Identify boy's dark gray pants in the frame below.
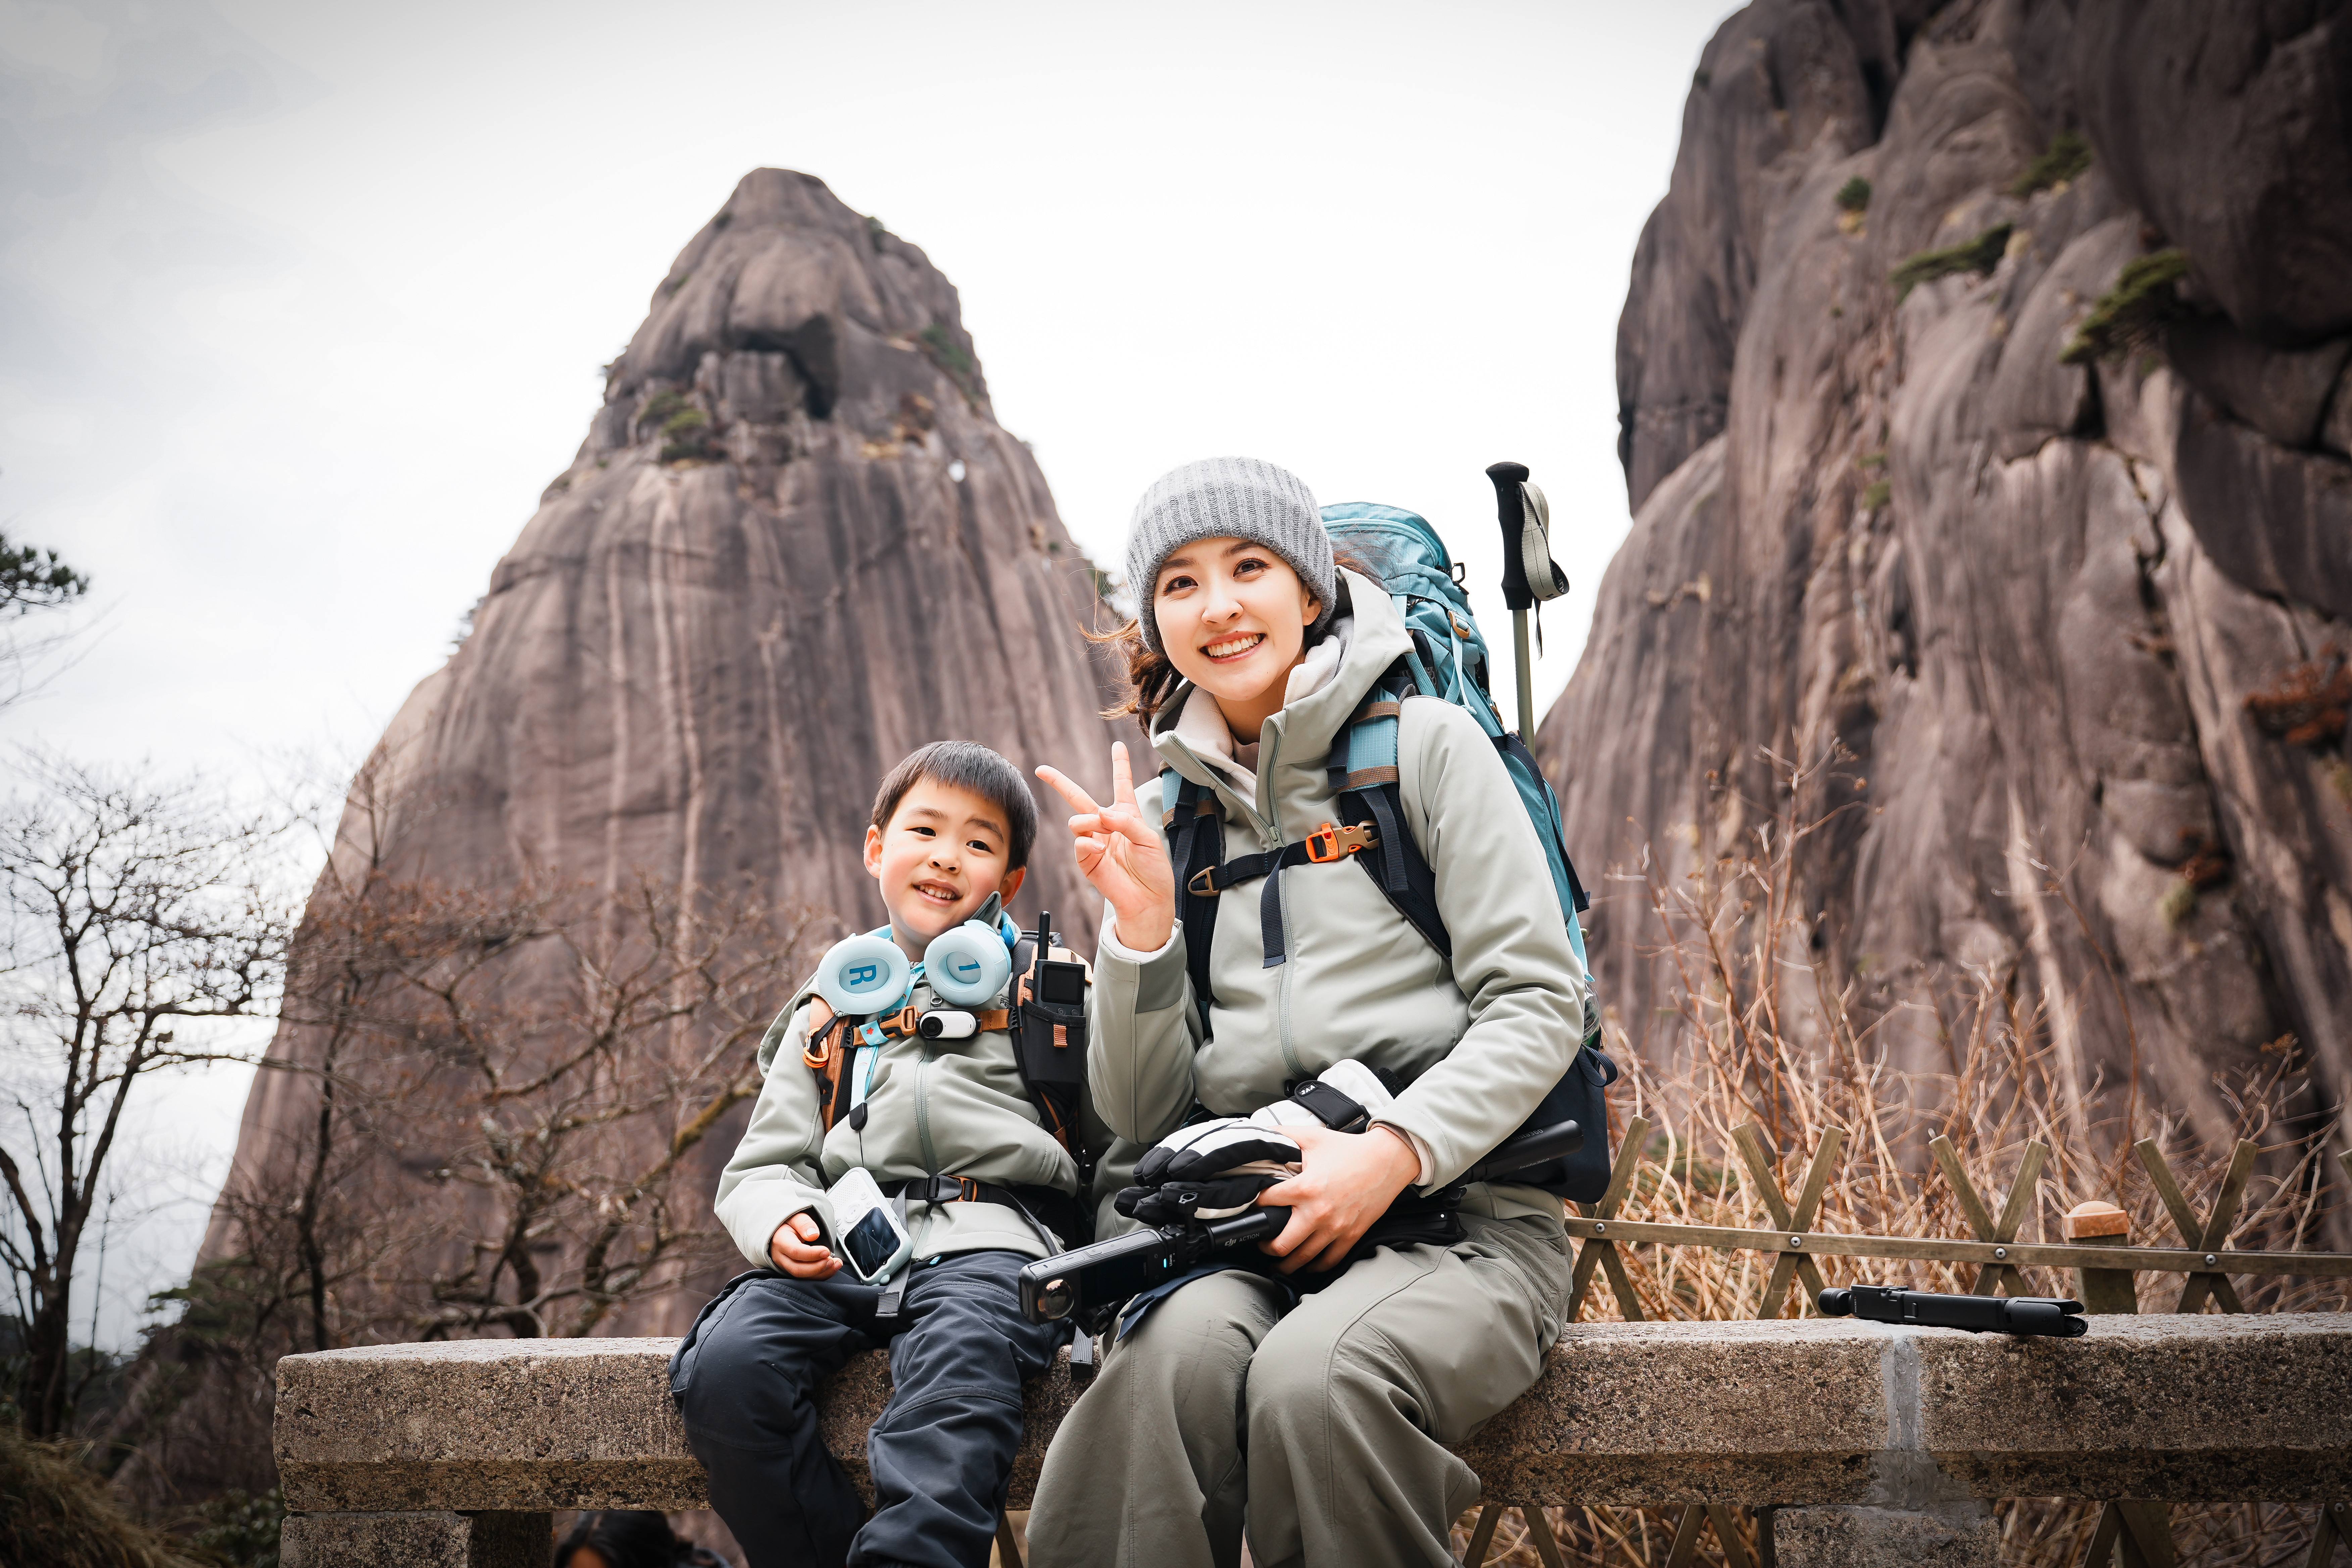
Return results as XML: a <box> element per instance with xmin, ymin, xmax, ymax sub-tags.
<box><xmin>669</xmin><ymin>1252</ymin><xmax>1065</xmax><ymax>1568</ymax></box>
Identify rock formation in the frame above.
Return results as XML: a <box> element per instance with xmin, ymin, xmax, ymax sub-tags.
<box><xmin>204</xmin><ymin>167</ymin><xmax>1123</xmax><ymax>1334</ymax></box>
<box><xmin>1546</xmin><ymin>0</ymin><xmax>2352</xmax><ymax>1154</ymax></box>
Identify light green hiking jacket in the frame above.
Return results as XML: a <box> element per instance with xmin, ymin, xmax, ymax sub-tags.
<box><xmin>714</xmin><ymin>968</ymin><xmax>1100</xmax><ymax>1270</ymax></box>
<box><xmin>1091</xmin><ymin>569</ymin><xmax>1589</xmax><ymax>1219</ymax></box>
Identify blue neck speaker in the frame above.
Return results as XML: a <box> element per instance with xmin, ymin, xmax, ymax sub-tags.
<box><xmin>813</xmin><ymin>932</ymin><xmax>913</xmax><ymax>1017</ymax></box>
<box><xmin>923</xmin><ymin>919</ymin><xmax>1016</xmax><ymax>1006</ymax></box>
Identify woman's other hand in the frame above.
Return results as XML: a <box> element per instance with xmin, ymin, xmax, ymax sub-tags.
<box><xmin>1258</xmin><ymin>1122</ymin><xmax>1421</xmax><ymax>1274</ymax></box>
<box><xmin>1037</xmin><ymin>743</ymin><xmax>1176</xmax><ymax>950</ymax></box>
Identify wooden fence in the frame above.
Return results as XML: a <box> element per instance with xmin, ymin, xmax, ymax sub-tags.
<box><xmin>1461</xmin><ymin>1117</ymin><xmax>2352</xmax><ymax>1568</ymax></box>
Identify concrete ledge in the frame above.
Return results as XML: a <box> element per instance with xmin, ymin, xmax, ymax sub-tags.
<box><xmin>275</xmin><ymin>1312</ymin><xmax>2352</xmax><ymax>1515</ymax></box>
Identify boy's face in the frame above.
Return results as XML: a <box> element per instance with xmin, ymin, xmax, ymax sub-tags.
<box><xmin>864</xmin><ymin>778</ymin><xmax>1028</xmax><ymax>951</ymax></box>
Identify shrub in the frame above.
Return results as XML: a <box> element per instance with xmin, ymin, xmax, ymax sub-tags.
<box><xmin>2008</xmin><ymin>130</ymin><xmax>2094</xmax><ymax>197</ymax></box>
<box><xmin>1889</xmin><ymin>223</ymin><xmax>2014</xmax><ymax>301</ymax></box>
<box><xmin>1834</xmin><ymin>177</ymin><xmax>1871</xmax><ymax>214</ymax></box>
<box><xmin>188</xmin><ymin>1488</ymin><xmax>284</xmax><ymax>1568</ymax></box>
<box><xmin>2243</xmin><ymin>643</ymin><xmax>2350</xmax><ymax>750</ymax></box>
<box><xmin>2059</xmin><ymin>250</ymin><xmax>2191</xmax><ymax>364</ymax></box>
<box><xmin>0</xmin><ymin>1424</ymin><xmax>204</xmax><ymax>1568</ymax></box>
<box><xmin>639</xmin><ymin>389</ymin><xmax>689</xmax><ymax>432</ymax></box>
<box><xmin>1447</xmin><ymin>737</ymin><xmax>2346</xmax><ymax>1565</ymax></box>
<box><xmin>866</xmin><ymin>215</ymin><xmax>888</xmax><ymax>252</ymax></box>
<box><xmin>918</xmin><ymin>323</ymin><xmax>983</xmax><ymax>406</ymax></box>
<box><xmin>658</xmin><ymin>406</ymin><xmax>714</xmax><ymax>464</ymax></box>
<box><xmin>1861</xmin><ymin>479</ymin><xmax>1891</xmax><ymax>512</ymax></box>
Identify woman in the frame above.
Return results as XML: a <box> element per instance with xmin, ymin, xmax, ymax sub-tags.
<box><xmin>1028</xmin><ymin>456</ymin><xmax>1587</xmax><ymax>1568</ymax></box>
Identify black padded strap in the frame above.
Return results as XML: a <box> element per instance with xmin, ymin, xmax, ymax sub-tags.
<box><xmin>1260</xmin><ymin>863</ymin><xmax>1286</xmax><ymax>969</ymax></box>
<box><xmin>1331</xmin><ymin>777</ymin><xmax>1449</xmax><ymax>959</ymax></box>
<box><xmin>1165</xmin><ymin>775</ymin><xmax>1226</xmax><ymax>1028</ymax></box>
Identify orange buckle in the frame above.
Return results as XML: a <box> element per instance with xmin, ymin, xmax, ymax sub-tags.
<box><xmin>1187</xmin><ymin>866</ymin><xmax>1221</xmax><ymax>897</ymax></box>
<box><xmin>952</xmin><ymin>1176</ymin><xmax>982</xmax><ymax>1203</ymax></box>
<box><xmin>1305</xmin><ymin>821</ymin><xmax>1379</xmax><ymax>864</ymax></box>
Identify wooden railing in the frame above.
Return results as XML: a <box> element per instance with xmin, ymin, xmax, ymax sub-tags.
<box><xmin>1457</xmin><ymin>1116</ymin><xmax>2352</xmax><ymax>1567</ymax></box>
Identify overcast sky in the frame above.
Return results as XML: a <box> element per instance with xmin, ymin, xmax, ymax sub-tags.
<box><xmin>1</xmin><ymin>0</ymin><xmax>1737</xmax><ymax>1345</ymax></box>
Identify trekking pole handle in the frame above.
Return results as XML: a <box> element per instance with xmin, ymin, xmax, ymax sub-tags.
<box><xmin>1486</xmin><ymin>461</ymin><xmax>1534</xmax><ymax>611</ymax></box>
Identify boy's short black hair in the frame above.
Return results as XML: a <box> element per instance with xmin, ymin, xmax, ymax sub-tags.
<box><xmin>870</xmin><ymin>741</ymin><xmax>1038</xmax><ymax>871</ymax></box>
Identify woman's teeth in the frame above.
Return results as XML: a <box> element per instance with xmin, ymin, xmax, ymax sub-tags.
<box><xmin>1204</xmin><ymin>633</ymin><xmax>1264</xmax><ymax>660</ymax></box>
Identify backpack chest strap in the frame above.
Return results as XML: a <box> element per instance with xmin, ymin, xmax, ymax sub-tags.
<box><xmin>1184</xmin><ymin>820</ymin><xmax>1381</xmax><ymax>970</ymax></box>
<box><xmin>802</xmin><ymin>1000</ymin><xmax>1012</xmax><ymax>1066</ymax></box>
<box><xmin>1183</xmin><ymin>822</ymin><xmax>1379</xmax><ymax>897</ymax></box>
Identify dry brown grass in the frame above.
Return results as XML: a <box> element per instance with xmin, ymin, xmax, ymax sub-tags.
<box><xmin>1449</xmin><ymin>747</ymin><xmax>2344</xmax><ymax>1567</ymax></box>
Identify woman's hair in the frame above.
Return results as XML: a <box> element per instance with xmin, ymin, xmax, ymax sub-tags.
<box><xmin>1093</xmin><ymin>548</ymin><xmax>1373</xmax><ymax>723</ymax></box>
<box><xmin>553</xmin><ymin>1512</ymin><xmax>694</xmax><ymax>1568</ymax></box>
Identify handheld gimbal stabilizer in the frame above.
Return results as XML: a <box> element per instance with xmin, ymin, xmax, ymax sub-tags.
<box><xmin>1818</xmin><ymin>1284</ymin><xmax>2089</xmax><ymax>1337</ymax></box>
<box><xmin>1019</xmin><ymin>1118</ymin><xmax>1583</xmax><ymax>1328</ymax></box>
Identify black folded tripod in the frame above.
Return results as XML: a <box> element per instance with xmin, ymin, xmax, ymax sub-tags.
<box><xmin>1818</xmin><ymin>1284</ymin><xmax>2089</xmax><ymax>1337</ymax></box>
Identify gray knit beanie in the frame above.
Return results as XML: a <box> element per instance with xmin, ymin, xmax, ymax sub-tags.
<box><xmin>1125</xmin><ymin>456</ymin><xmax>1336</xmax><ymax>654</ymax></box>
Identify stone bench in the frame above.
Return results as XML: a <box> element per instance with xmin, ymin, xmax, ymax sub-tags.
<box><xmin>276</xmin><ymin>1312</ymin><xmax>2352</xmax><ymax>1567</ymax></box>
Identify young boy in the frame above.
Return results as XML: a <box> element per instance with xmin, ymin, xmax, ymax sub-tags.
<box><xmin>670</xmin><ymin>741</ymin><xmax>1093</xmax><ymax>1568</ymax></box>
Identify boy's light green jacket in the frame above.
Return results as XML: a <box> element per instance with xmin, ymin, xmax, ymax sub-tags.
<box><xmin>714</xmin><ymin>971</ymin><xmax>1097</xmax><ymax>1271</ymax></box>
<box><xmin>1094</xmin><ymin>569</ymin><xmax>1590</xmax><ymax>1218</ymax></box>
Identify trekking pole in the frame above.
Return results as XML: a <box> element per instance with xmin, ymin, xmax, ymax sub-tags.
<box><xmin>1485</xmin><ymin>460</ymin><xmax>1570</xmax><ymax>738</ymax></box>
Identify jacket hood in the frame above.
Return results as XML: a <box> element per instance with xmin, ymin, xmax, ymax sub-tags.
<box><xmin>1147</xmin><ymin>567</ymin><xmax>1412</xmax><ymax>799</ymax></box>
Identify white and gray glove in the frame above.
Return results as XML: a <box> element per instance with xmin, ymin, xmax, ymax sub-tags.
<box><xmin>1117</xmin><ymin>1061</ymin><xmax>1403</xmax><ymax>1226</ymax></box>
<box><xmin>1250</xmin><ymin>1058</ymin><xmax>1397</xmax><ymax>1134</ymax></box>
<box><xmin>1121</xmin><ymin>1118</ymin><xmax>1303</xmax><ymax>1222</ymax></box>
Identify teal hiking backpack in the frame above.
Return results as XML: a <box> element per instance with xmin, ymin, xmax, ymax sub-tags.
<box><xmin>1158</xmin><ymin>501</ymin><xmax>1616</xmax><ymax>1200</ymax></box>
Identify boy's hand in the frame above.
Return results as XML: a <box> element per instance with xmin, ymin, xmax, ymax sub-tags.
<box><xmin>769</xmin><ymin>1211</ymin><xmax>842</xmax><ymax>1279</ymax></box>
<box><xmin>1038</xmin><ymin>743</ymin><xmax>1176</xmax><ymax>951</ymax></box>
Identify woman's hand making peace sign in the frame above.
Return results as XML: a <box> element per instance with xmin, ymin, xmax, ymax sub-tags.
<box><xmin>1037</xmin><ymin>743</ymin><xmax>1176</xmax><ymax>952</ymax></box>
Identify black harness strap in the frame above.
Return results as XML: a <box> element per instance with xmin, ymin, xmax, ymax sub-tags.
<box><xmin>1163</xmin><ymin>776</ymin><xmax>1227</xmax><ymax>1028</ymax></box>
<box><xmin>1184</xmin><ymin>824</ymin><xmax>1383</xmax><ymax>969</ymax></box>
<box><xmin>1158</xmin><ymin>660</ymin><xmax>1591</xmax><ymax>1010</ymax></box>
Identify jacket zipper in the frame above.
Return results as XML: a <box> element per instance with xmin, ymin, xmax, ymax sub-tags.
<box><xmin>912</xmin><ymin>1036</ymin><xmax>939</xmax><ymax>1255</ymax></box>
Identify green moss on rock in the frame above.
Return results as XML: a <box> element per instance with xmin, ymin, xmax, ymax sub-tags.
<box><xmin>2008</xmin><ymin>130</ymin><xmax>2094</xmax><ymax>197</ymax></box>
<box><xmin>1890</xmin><ymin>223</ymin><xmax>2013</xmax><ymax>301</ymax></box>
<box><xmin>2059</xmin><ymin>250</ymin><xmax>2190</xmax><ymax>364</ymax></box>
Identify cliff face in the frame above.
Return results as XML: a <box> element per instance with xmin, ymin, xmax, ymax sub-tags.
<box><xmin>209</xmin><ymin>168</ymin><xmax>1122</xmax><ymax>1320</ymax></box>
<box><xmin>1547</xmin><ymin>0</ymin><xmax>2352</xmax><ymax>1151</ymax></box>
<box><xmin>374</xmin><ymin>167</ymin><xmax>1119</xmax><ymax>931</ymax></box>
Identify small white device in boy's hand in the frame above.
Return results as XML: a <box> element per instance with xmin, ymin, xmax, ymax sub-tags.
<box><xmin>815</xmin><ymin>1167</ymin><xmax>914</xmax><ymax>1285</ymax></box>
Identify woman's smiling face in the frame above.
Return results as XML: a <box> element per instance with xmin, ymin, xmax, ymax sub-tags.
<box><xmin>1152</xmin><ymin>538</ymin><xmax>1323</xmax><ymax>736</ymax></box>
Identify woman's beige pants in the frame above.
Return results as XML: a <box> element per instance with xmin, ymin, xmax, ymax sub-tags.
<box><xmin>1025</xmin><ymin>1208</ymin><xmax>1569</xmax><ymax>1568</ymax></box>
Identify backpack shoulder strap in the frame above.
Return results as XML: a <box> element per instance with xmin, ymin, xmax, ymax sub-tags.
<box><xmin>800</xmin><ymin>1000</ymin><xmax>856</xmax><ymax>1132</ymax></box>
<box><xmin>1327</xmin><ymin>678</ymin><xmax>1451</xmax><ymax>958</ymax></box>
<box><xmin>1160</xmin><ymin>767</ymin><xmax>1226</xmax><ymax>1034</ymax></box>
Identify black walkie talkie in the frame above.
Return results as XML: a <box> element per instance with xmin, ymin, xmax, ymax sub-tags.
<box><xmin>1010</xmin><ymin>912</ymin><xmax>1091</xmax><ymax>1190</ymax></box>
